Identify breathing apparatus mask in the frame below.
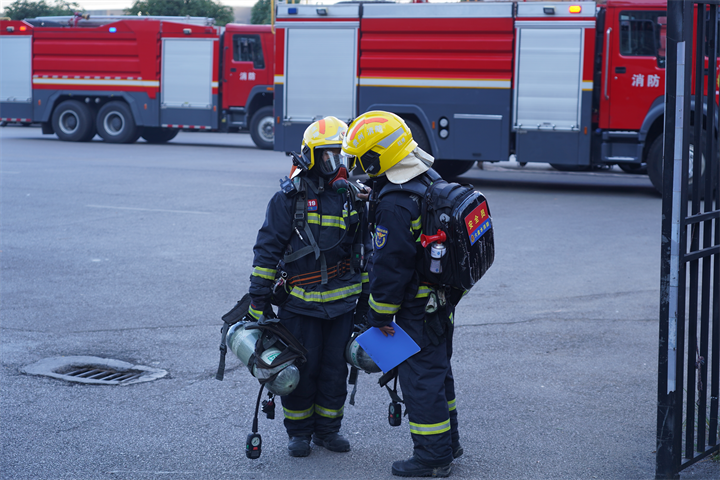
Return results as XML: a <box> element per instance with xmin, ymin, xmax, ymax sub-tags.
<box><xmin>315</xmin><ymin>147</ymin><xmax>351</xmax><ymax>194</ymax></box>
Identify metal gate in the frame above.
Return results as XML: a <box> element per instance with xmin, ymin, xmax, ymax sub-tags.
<box><xmin>656</xmin><ymin>1</ymin><xmax>720</xmax><ymax>478</ymax></box>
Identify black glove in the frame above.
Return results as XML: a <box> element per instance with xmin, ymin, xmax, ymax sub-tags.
<box><xmin>354</xmin><ymin>292</ymin><xmax>370</xmax><ymax>325</ymax></box>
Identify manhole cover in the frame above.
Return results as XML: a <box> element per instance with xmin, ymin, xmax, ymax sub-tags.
<box><xmin>22</xmin><ymin>356</ymin><xmax>167</xmax><ymax>385</ymax></box>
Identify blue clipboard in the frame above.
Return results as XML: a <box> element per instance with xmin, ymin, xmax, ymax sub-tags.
<box><xmin>356</xmin><ymin>323</ymin><xmax>421</xmax><ymax>373</ymax></box>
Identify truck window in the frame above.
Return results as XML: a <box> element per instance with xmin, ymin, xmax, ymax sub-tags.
<box><xmin>619</xmin><ymin>10</ymin><xmax>666</xmax><ymax>68</ymax></box>
<box><xmin>233</xmin><ymin>34</ymin><xmax>265</xmax><ymax>69</ymax></box>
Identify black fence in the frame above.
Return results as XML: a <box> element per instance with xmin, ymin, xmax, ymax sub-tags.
<box><xmin>656</xmin><ymin>1</ymin><xmax>720</xmax><ymax>479</ymax></box>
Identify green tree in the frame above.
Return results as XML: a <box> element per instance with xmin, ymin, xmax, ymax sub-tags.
<box><xmin>251</xmin><ymin>0</ymin><xmax>300</xmax><ymax>25</ymax></box>
<box><xmin>250</xmin><ymin>0</ymin><xmax>270</xmax><ymax>25</ymax></box>
<box><xmin>124</xmin><ymin>0</ymin><xmax>234</xmax><ymax>26</ymax></box>
<box><xmin>3</xmin><ymin>0</ymin><xmax>83</xmax><ymax>20</ymax></box>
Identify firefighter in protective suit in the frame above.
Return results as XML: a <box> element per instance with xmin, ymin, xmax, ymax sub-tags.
<box><xmin>341</xmin><ymin>111</ymin><xmax>461</xmax><ymax>478</ymax></box>
<box><xmin>248</xmin><ymin>116</ymin><xmax>368</xmax><ymax>457</ymax></box>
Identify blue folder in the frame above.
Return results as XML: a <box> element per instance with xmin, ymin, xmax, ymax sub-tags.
<box><xmin>356</xmin><ymin>323</ymin><xmax>421</xmax><ymax>373</ymax></box>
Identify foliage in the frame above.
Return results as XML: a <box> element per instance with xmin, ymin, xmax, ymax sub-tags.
<box><xmin>3</xmin><ymin>0</ymin><xmax>83</xmax><ymax>20</ymax></box>
<box><xmin>251</xmin><ymin>0</ymin><xmax>300</xmax><ymax>25</ymax></box>
<box><xmin>250</xmin><ymin>0</ymin><xmax>270</xmax><ymax>25</ymax></box>
<box><xmin>124</xmin><ymin>0</ymin><xmax>234</xmax><ymax>26</ymax></box>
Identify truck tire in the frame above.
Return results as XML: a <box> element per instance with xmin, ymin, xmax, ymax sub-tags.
<box><xmin>51</xmin><ymin>100</ymin><xmax>96</xmax><ymax>142</ymax></box>
<box><xmin>433</xmin><ymin>160</ymin><xmax>474</xmax><ymax>178</ymax></box>
<box><xmin>646</xmin><ymin>131</ymin><xmax>708</xmax><ymax>196</ymax></box>
<box><xmin>404</xmin><ymin>118</ymin><xmax>473</xmax><ymax>178</ymax></box>
<box><xmin>141</xmin><ymin>127</ymin><xmax>179</xmax><ymax>144</ymax></box>
<box><xmin>250</xmin><ymin>106</ymin><xmax>274</xmax><ymax>150</ymax></box>
<box><xmin>96</xmin><ymin>101</ymin><xmax>140</xmax><ymax>144</ymax></box>
<box><xmin>550</xmin><ymin>164</ymin><xmax>591</xmax><ymax>172</ymax></box>
<box><xmin>618</xmin><ymin>163</ymin><xmax>647</xmax><ymax>174</ymax></box>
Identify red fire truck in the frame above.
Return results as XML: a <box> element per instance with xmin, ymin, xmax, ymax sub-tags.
<box><xmin>273</xmin><ymin>0</ymin><xmax>719</xmax><ymax>192</ymax></box>
<box><xmin>0</xmin><ymin>15</ymin><xmax>276</xmax><ymax>149</ymax></box>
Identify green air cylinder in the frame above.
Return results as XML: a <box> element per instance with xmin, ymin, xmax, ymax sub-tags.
<box><xmin>345</xmin><ymin>331</ymin><xmax>380</xmax><ymax>373</ymax></box>
<box><xmin>226</xmin><ymin>322</ymin><xmax>300</xmax><ymax>396</ymax></box>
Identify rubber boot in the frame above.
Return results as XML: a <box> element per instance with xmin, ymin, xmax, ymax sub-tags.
<box><xmin>288</xmin><ymin>436</ymin><xmax>312</xmax><ymax>457</ymax></box>
<box><xmin>312</xmin><ymin>432</ymin><xmax>350</xmax><ymax>452</ymax></box>
<box><xmin>452</xmin><ymin>443</ymin><xmax>463</xmax><ymax>459</ymax></box>
<box><xmin>392</xmin><ymin>456</ymin><xmax>452</xmax><ymax>478</ymax></box>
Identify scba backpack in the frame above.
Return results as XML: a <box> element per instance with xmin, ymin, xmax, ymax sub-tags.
<box><xmin>378</xmin><ymin>168</ymin><xmax>495</xmax><ymax>293</ymax></box>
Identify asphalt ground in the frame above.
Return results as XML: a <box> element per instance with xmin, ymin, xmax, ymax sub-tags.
<box><xmin>1</xmin><ymin>126</ymin><xmax>718</xmax><ymax>479</ymax></box>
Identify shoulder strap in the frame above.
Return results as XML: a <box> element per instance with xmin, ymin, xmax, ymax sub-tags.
<box><xmin>284</xmin><ymin>177</ymin><xmax>321</xmax><ymax>264</ymax></box>
<box><xmin>424</xmin><ymin>168</ymin><xmax>442</xmax><ymax>183</ymax></box>
<box><xmin>378</xmin><ymin>175</ymin><xmax>429</xmax><ymax>199</ymax></box>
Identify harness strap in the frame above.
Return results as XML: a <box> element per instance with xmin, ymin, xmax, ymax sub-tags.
<box><xmin>292</xmin><ymin>192</ymin><xmax>306</xmax><ymax>230</ymax></box>
<box><xmin>319</xmin><ymin>253</ymin><xmax>328</xmax><ymax>285</ymax></box>
<box><xmin>378</xmin><ymin>367</ymin><xmax>398</xmax><ymax>388</ymax></box>
<box><xmin>215</xmin><ymin>322</ymin><xmax>230</xmax><ymax>381</ymax></box>
<box><xmin>348</xmin><ymin>366</ymin><xmax>359</xmax><ymax>406</ymax></box>
<box><xmin>288</xmin><ymin>258</ymin><xmax>352</xmax><ymax>287</ymax></box>
<box><xmin>284</xmin><ymin>178</ymin><xmax>321</xmax><ymax>264</ymax></box>
<box><xmin>304</xmin><ymin>221</ymin><xmax>321</xmax><ymax>260</ymax></box>
<box><xmin>385</xmin><ymin>374</ymin><xmax>405</xmax><ymax>404</ymax></box>
<box><xmin>216</xmin><ymin>294</ymin><xmax>253</xmax><ymax>381</ymax></box>
<box><xmin>245</xmin><ymin>318</ymin><xmax>309</xmax><ymax>367</ymax></box>
<box><xmin>284</xmin><ymin>245</ymin><xmax>315</xmax><ymax>264</ymax></box>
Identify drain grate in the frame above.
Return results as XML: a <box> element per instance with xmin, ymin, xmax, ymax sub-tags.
<box><xmin>22</xmin><ymin>356</ymin><xmax>167</xmax><ymax>385</ymax></box>
<box><xmin>62</xmin><ymin>366</ymin><xmax>145</xmax><ymax>384</ymax></box>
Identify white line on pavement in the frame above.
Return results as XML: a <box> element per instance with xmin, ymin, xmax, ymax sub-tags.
<box><xmin>86</xmin><ymin>205</ymin><xmax>211</xmax><ymax>215</ymax></box>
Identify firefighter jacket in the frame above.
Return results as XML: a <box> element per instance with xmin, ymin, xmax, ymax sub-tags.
<box><xmin>366</xmin><ymin>184</ymin><xmax>432</xmax><ymax>344</ymax></box>
<box><xmin>249</xmin><ymin>171</ymin><xmax>368</xmax><ymax>320</ymax></box>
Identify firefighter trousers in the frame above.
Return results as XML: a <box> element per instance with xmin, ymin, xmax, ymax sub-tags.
<box><xmin>397</xmin><ymin>306</ymin><xmax>458</xmax><ymax>467</ymax></box>
<box><xmin>278</xmin><ymin>308</ymin><xmax>354</xmax><ymax>437</ymax></box>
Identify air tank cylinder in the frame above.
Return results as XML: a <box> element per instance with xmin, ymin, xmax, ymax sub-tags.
<box><xmin>345</xmin><ymin>332</ymin><xmax>381</xmax><ymax>373</ymax></box>
<box><xmin>226</xmin><ymin>322</ymin><xmax>300</xmax><ymax>396</ymax></box>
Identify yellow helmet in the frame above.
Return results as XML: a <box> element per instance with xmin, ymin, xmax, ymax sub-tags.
<box><xmin>342</xmin><ymin>111</ymin><xmax>417</xmax><ymax>177</ymax></box>
<box><xmin>299</xmin><ymin>116</ymin><xmax>348</xmax><ymax>176</ymax></box>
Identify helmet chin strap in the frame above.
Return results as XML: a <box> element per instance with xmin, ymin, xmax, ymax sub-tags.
<box><xmin>329</xmin><ymin>166</ymin><xmax>349</xmax><ymax>194</ymax></box>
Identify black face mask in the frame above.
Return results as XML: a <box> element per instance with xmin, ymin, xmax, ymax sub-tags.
<box><xmin>328</xmin><ymin>166</ymin><xmax>349</xmax><ymax>194</ymax></box>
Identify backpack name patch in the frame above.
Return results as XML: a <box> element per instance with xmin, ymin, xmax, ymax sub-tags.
<box><xmin>307</xmin><ymin>199</ymin><xmax>318</xmax><ymax>212</ymax></box>
<box><xmin>465</xmin><ymin>201</ymin><xmax>491</xmax><ymax>246</ymax></box>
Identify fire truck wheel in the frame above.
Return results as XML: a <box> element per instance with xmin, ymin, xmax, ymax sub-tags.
<box><xmin>647</xmin><ymin>131</ymin><xmax>709</xmax><ymax>196</ymax></box>
<box><xmin>250</xmin><ymin>106</ymin><xmax>274</xmax><ymax>150</ymax></box>
<box><xmin>141</xmin><ymin>127</ymin><xmax>179</xmax><ymax>144</ymax></box>
<box><xmin>51</xmin><ymin>100</ymin><xmax>96</xmax><ymax>142</ymax></box>
<box><xmin>618</xmin><ymin>163</ymin><xmax>648</xmax><ymax>174</ymax></box>
<box><xmin>97</xmin><ymin>101</ymin><xmax>139</xmax><ymax>144</ymax></box>
<box><xmin>550</xmin><ymin>164</ymin><xmax>591</xmax><ymax>172</ymax></box>
<box><xmin>433</xmin><ymin>160</ymin><xmax>474</xmax><ymax>178</ymax></box>
<box><xmin>404</xmin><ymin>119</ymin><xmax>430</xmax><ymax>153</ymax></box>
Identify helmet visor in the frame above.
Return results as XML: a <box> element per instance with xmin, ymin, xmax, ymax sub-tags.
<box><xmin>317</xmin><ymin>147</ymin><xmax>347</xmax><ymax>175</ymax></box>
<box><xmin>340</xmin><ymin>152</ymin><xmax>356</xmax><ymax>171</ymax></box>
